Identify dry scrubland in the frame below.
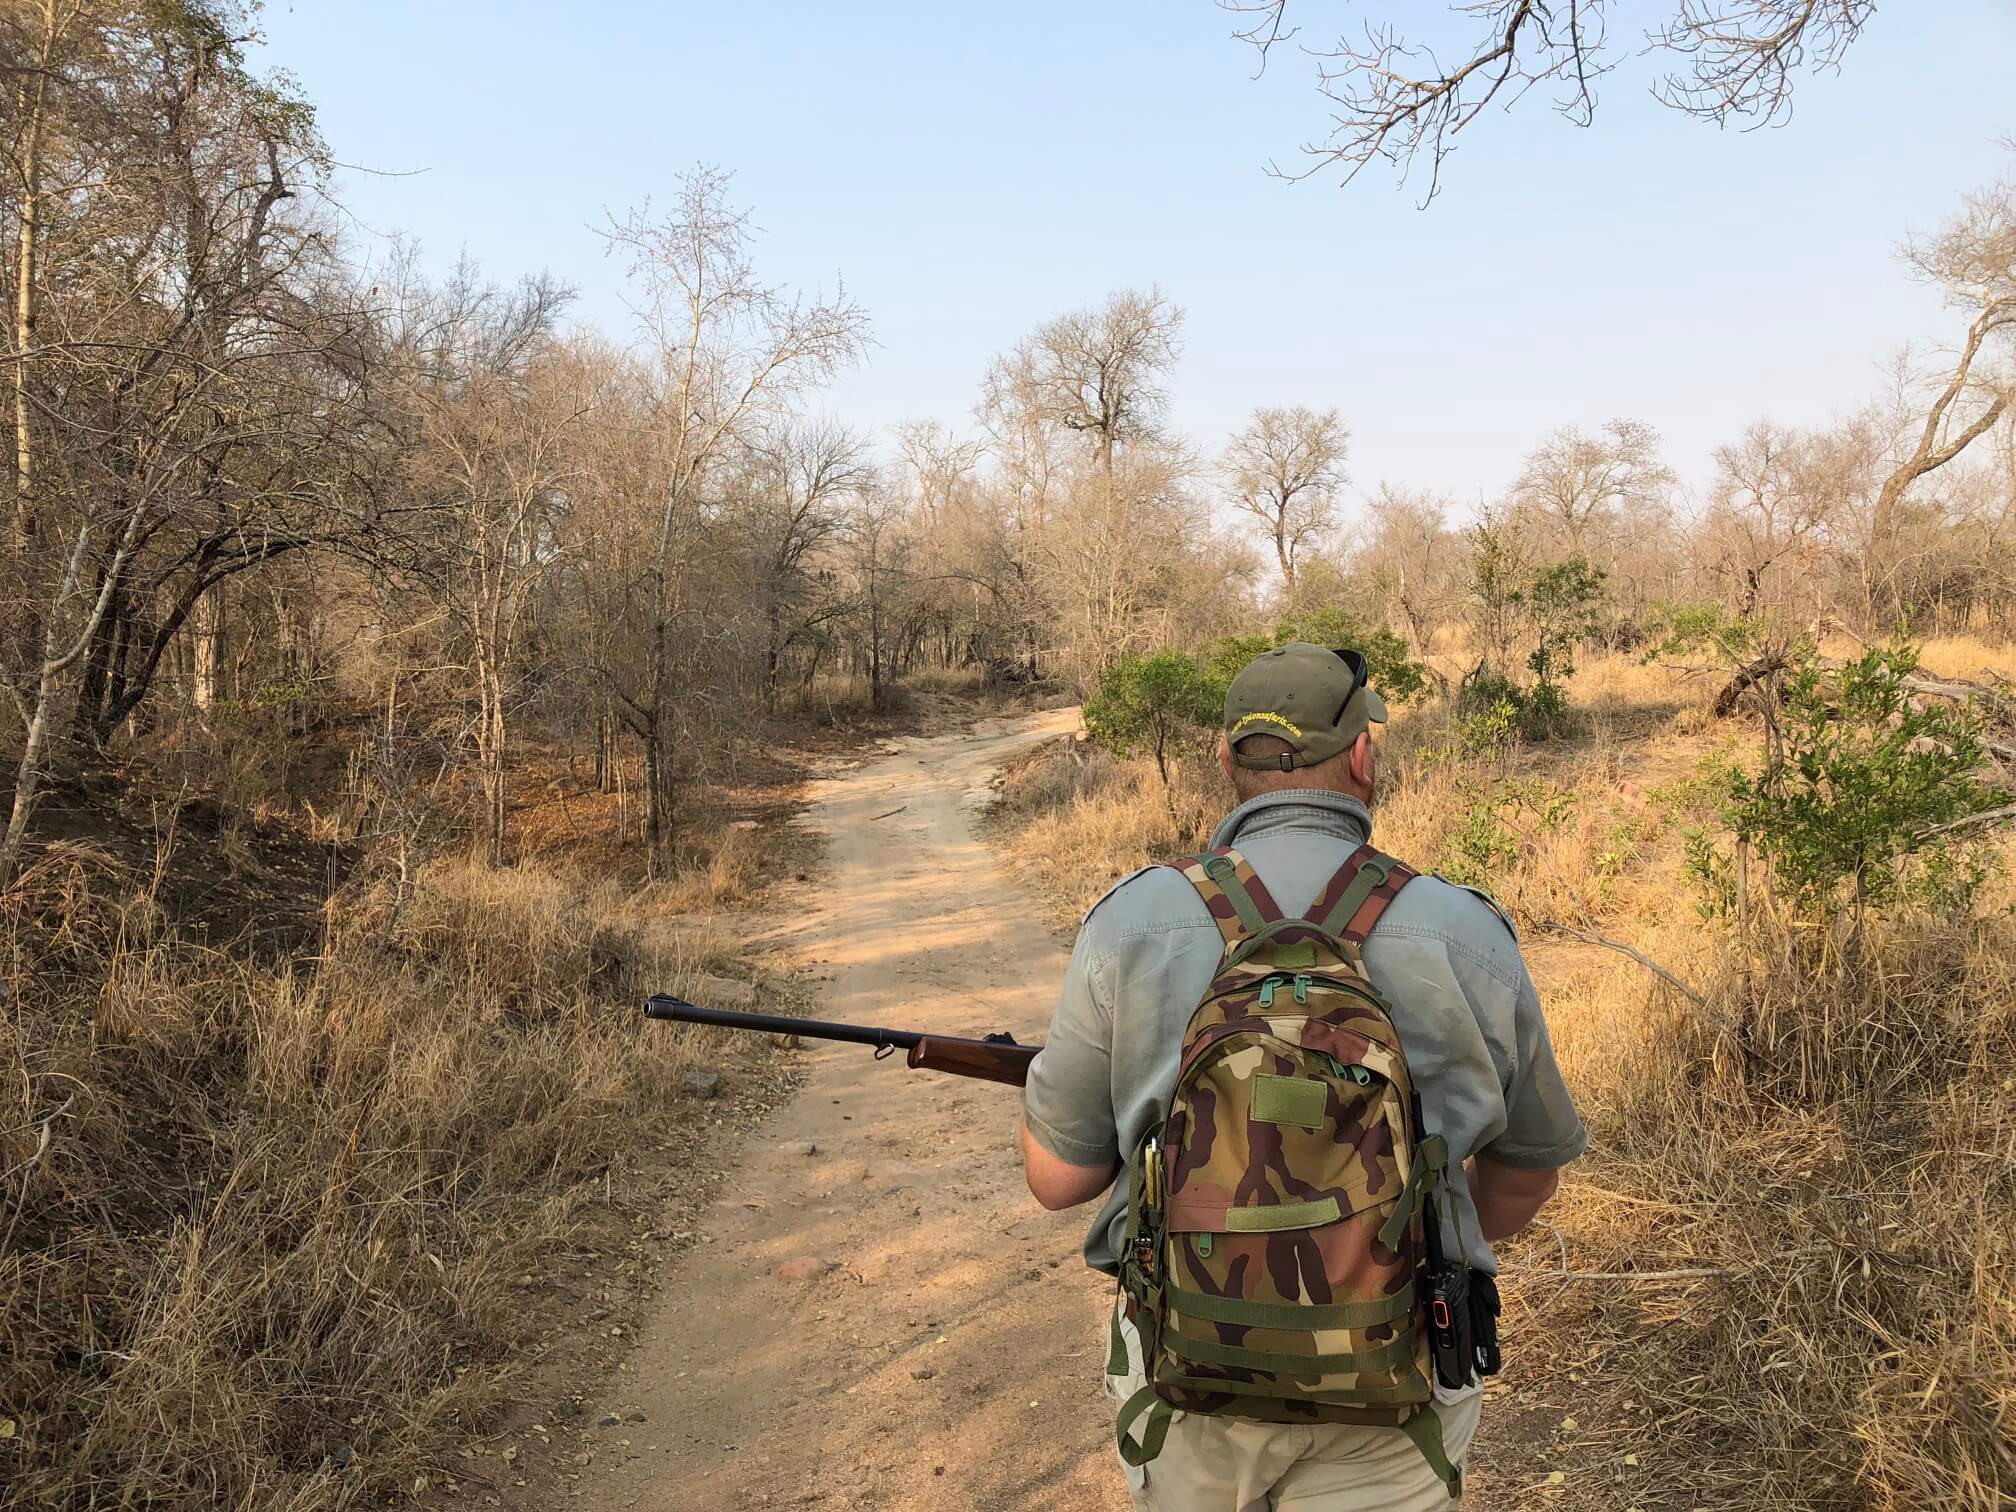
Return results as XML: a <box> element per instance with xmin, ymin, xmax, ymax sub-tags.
<box><xmin>990</xmin><ymin>640</ymin><xmax>2016</xmax><ymax>1511</ymax></box>
<box><xmin>0</xmin><ymin>790</ymin><xmax>792</xmax><ymax>1511</ymax></box>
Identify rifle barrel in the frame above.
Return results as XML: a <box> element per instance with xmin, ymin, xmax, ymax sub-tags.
<box><xmin>644</xmin><ymin>995</ymin><xmax>922</xmax><ymax>1052</ymax></box>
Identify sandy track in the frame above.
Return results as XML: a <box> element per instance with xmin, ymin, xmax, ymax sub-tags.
<box><xmin>564</xmin><ymin>707</ymin><xmax>1130</xmax><ymax>1511</ymax></box>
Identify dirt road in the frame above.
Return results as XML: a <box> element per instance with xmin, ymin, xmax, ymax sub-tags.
<box><xmin>567</xmin><ymin>707</ymin><xmax>1129</xmax><ymax>1511</ymax></box>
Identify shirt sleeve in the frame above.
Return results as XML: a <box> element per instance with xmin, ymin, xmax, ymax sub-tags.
<box><xmin>1482</xmin><ymin>962</ymin><xmax>1589</xmax><ymax>1170</ymax></box>
<box><xmin>1020</xmin><ymin>919</ymin><xmax>1120</xmax><ymax>1168</ymax></box>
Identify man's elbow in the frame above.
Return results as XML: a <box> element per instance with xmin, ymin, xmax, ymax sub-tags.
<box><xmin>1026</xmin><ymin>1170</ymin><xmax>1089</xmax><ymax>1211</ymax></box>
<box><xmin>1019</xmin><ymin>1120</ymin><xmax>1116</xmax><ymax>1210</ymax></box>
<box><xmin>1471</xmin><ymin>1154</ymin><xmax>1563</xmax><ymax>1240</ymax></box>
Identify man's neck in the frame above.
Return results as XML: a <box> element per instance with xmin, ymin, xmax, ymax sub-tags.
<box><xmin>1210</xmin><ymin>788</ymin><xmax>1374</xmax><ymax>851</ymax></box>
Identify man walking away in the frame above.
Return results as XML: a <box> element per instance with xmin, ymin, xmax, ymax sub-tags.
<box><xmin>1019</xmin><ymin>642</ymin><xmax>1585</xmax><ymax>1509</ymax></box>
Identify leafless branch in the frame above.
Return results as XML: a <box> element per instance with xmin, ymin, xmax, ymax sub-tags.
<box><xmin>1652</xmin><ymin>0</ymin><xmax>1874</xmax><ymax>125</ymax></box>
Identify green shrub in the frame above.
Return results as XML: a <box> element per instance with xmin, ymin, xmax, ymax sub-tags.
<box><xmin>1436</xmin><ymin>776</ymin><xmax>1576</xmax><ymax>887</ymax></box>
<box><xmin>1524</xmin><ymin>556</ymin><xmax>1607</xmax><ymax>702</ymax></box>
<box><xmin>1689</xmin><ymin>641</ymin><xmax>2007</xmax><ymax>931</ymax></box>
<box><xmin>1082</xmin><ymin>651</ymin><xmax>1219</xmax><ymax>784</ymax></box>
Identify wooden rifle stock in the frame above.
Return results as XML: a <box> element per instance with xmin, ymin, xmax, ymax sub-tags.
<box><xmin>906</xmin><ymin>1035</ymin><xmax>1038</xmax><ymax>1086</ymax></box>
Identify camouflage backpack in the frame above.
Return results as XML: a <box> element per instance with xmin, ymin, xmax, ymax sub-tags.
<box><xmin>1113</xmin><ymin>843</ymin><xmax>1460</xmax><ymax>1495</ymax></box>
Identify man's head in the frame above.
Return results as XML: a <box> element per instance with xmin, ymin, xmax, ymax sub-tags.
<box><xmin>1217</xmin><ymin>641</ymin><xmax>1386</xmax><ymax>804</ymax></box>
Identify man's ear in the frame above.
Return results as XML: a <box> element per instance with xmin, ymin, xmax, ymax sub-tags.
<box><xmin>1350</xmin><ymin>732</ymin><xmax>1376</xmax><ymax>796</ymax></box>
<box><xmin>1216</xmin><ymin>734</ymin><xmax>1234</xmax><ymax>783</ymax></box>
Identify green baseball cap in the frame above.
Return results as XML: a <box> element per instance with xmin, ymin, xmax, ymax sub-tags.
<box><xmin>1224</xmin><ymin>642</ymin><xmax>1389</xmax><ymax>771</ymax></box>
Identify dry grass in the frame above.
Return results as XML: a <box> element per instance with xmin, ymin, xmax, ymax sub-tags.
<box><xmin>1531</xmin><ymin>910</ymin><xmax>2016</xmax><ymax>1510</ymax></box>
<box><xmin>1823</xmin><ymin>633</ymin><xmax>2016</xmax><ymax>685</ymax></box>
<box><xmin>989</xmin><ymin>643</ymin><xmax>2016</xmax><ymax>1509</ymax></box>
<box><xmin>0</xmin><ymin>841</ymin><xmax>764</xmax><ymax>1511</ymax></box>
<box><xmin>985</xmin><ymin>736</ymin><xmax>1219</xmax><ymax>918</ymax></box>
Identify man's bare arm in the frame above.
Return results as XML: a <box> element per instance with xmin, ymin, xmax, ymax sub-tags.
<box><xmin>1019</xmin><ymin>1118</ymin><xmax>1119</xmax><ymax>1211</ymax></box>
<box><xmin>1469</xmin><ymin>1151</ymin><xmax>1561</xmax><ymax>1242</ymax></box>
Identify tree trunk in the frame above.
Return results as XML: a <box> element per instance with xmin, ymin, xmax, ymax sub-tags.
<box><xmin>643</xmin><ymin>722</ymin><xmax>665</xmax><ymax>881</ymax></box>
<box><xmin>0</xmin><ymin>519</ymin><xmax>140</xmax><ymax>892</ymax></box>
<box><xmin>595</xmin><ymin>704</ymin><xmax>614</xmax><ymax>794</ymax></box>
<box><xmin>12</xmin><ymin>14</ymin><xmax>53</xmax><ymax>550</ymax></box>
<box><xmin>191</xmin><ymin>586</ymin><xmax>223</xmax><ymax>713</ymax></box>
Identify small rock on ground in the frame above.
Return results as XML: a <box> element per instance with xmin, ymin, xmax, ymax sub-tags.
<box><xmin>683</xmin><ymin>1070</ymin><xmax>723</xmax><ymax>1099</ymax></box>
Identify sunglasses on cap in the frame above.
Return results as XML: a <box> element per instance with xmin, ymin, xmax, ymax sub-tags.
<box><xmin>1329</xmin><ymin>648</ymin><xmax>1368</xmax><ymax>727</ymax></box>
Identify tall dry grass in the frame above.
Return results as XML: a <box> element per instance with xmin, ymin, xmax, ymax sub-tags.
<box><xmin>990</xmin><ymin>647</ymin><xmax>2015</xmax><ymax>1508</ymax></box>
<box><xmin>0</xmin><ymin>844</ymin><xmax>752</xmax><ymax>1510</ymax></box>
<box><xmin>1547</xmin><ymin>909</ymin><xmax>2016</xmax><ymax>1509</ymax></box>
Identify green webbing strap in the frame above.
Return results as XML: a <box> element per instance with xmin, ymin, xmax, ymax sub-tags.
<box><xmin>1106</xmin><ymin>1305</ymin><xmax>1129</xmax><ymax>1376</ymax></box>
<box><xmin>1162</xmin><ymin>1328</ymin><xmax>1416</xmax><ymax>1376</ymax></box>
<box><xmin>1376</xmin><ymin>1134</ymin><xmax>1449</xmax><ymax>1252</ymax></box>
<box><xmin>1168</xmin><ymin>1281</ymin><xmax>1415</xmax><ymax>1332</ymax></box>
<box><xmin>1115</xmin><ymin>1385</ymin><xmax>1173</xmax><ymax>1468</ymax></box>
<box><xmin>1223</xmin><ymin>1196</ymin><xmax>1340</xmax><ymax>1231</ymax></box>
<box><xmin>1316</xmin><ymin>852</ymin><xmax>1392</xmax><ymax>937</ymax></box>
<box><xmin>1401</xmin><ymin>1407</ymin><xmax>1463</xmax><ymax>1500</ymax></box>
<box><xmin>1223</xmin><ymin>917</ymin><xmax>1328</xmax><ymax>971</ymax></box>
<box><xmin>1202</xmin><ymin>854</ymin><xmax>1270</xmax><ymax>936</ymax></box>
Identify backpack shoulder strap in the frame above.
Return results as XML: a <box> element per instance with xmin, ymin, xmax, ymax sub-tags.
<box><xmin>1304</xmin><ymin>844</ymin><xmax>1419</xmax><ymax>943</ymax></box>
<box><xmin>1168</xmin><ymin>847</ymin><xmax>1283</xmax><ymax>949</ymax></box>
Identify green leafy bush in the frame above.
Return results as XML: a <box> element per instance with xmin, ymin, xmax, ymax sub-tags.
<box><xmin>1082</xmin><ymin>651</ymin><xmax>1219</xmax><ymax>784</ymax></box>
<box><xmin>1525</xmin><ymin>556</ymin><xmax>1608</xmax><ymax>702</ymax></box>
<box><xmin>1690</xmin><ymin>642</ymin><xmax>2007</xmax><ymax>928</ymax></box>
<box><xmin>1436</xmin><ymin>777</ymin><xmax>1577</xmax><ymax>887</ymax></box>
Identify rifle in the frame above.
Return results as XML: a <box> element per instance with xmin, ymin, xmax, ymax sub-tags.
<box><xmin>642</xmin><ymin>994</ymin><xmax>1040</xmax><ymax>1087</ymax></box>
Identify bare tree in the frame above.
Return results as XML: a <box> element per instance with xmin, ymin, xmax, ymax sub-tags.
<box><xmin>1511</xmin><ymin>418</ymin><xmax>1673</xmax><ymax>557</ymax></box>
<box><xmin>1225</xmin><ymin>405</ymin><xmax>1347</xmax><ymax>601</ymax></box>
<box><xmin>1704</xmin><ymin>421</ymin><xmax>1840</xmax><ymax>617</ymax></box>
<box><xmin>840</xmin><ymin>482</ymin><xmax>916</xmax><ymax>712</ymax></box>
<box><xmin>1220</xmin><ymin>1</ymin><xmax>1873</xmax><ymax>197</ymax></box>
<box><xmin>0</xmin><ymin>503</ymin><xmax>146</xmax><ymax>889</ymax></box>
<box><xmin>1356</xmin><ymin>484</ymin><xmax>1460</xmax><ymax>656</ymax></box>
<box><xmin>983</xmin><ymin>288</ymin><xmax>1182</xmax><ymax>479</ymax></box>
<box><xmin>1862</xmin><ymin>174</ymin><xmax>2016</xmax><ymax>620</ymax></box>
<box><xmin>398</xmin><ymin>268</ymin><xmax>581</xmax><ymax>864</ymax></box>
<box><xmin>747</xmin><ymin>419</ymin><xmax>869</xmax><ymax>691</ymax></box>
<box><xmin>598</xmin><ymin>168</ymin><xmax>869</xmax><ymax>876</ymax></box>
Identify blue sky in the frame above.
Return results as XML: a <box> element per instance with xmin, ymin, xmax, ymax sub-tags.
<box><xmin>254</xmin><ymin>2</ymin><xmax>2016</xmax><ymax>515</ymax></box>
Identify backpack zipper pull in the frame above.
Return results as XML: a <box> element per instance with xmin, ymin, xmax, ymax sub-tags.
<box><xmin>1293</xmin><ymin>973</ymin><xmax>1312</xmax><ymax>1005</ymax></box>
<box><xmin>1258</xmin><ymin>977</ymin><xmax>1278</xmax><ymax>1009</ymax></box>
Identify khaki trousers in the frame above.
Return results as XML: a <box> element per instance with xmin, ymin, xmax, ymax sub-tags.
<box><xmin>1104</xmin><ymin>1304</ymin><xmax>1484</xmax><ymax>1512</ymax></box>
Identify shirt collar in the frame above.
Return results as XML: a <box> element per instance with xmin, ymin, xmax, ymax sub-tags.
<box><xmin>1209</xmin><ymin>789</ymin><xmax>1374</xmax><ymax>851</ymax></box>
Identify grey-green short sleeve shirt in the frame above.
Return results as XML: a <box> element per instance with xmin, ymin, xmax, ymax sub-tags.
<box><xmin>1020</xmin><ymin>789</ymin><xmax>1588</xmax><ymax>1276</ymax></box>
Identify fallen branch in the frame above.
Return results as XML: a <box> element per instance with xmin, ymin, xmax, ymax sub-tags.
<box><xmin>1915</xmin><ymin>802</ymin><xmax>2016</xmax><ymax>842</ymax></box>
<box><xmin>1536</xmin><ymin>921</ymin><xmax>1708</xmax><ymax>1008</ymax></box>
<box><xmin>1713</xmin><ymin>652</ymin><xmax>1789</xmax><ymax>718</ymax></box>
<box><xmin>870</xmin><ymin>806</ymin><xmax>907</xmax><ymax>821</ymax></box>
<box><xmin>1</xmin><ymin>1093</ymin><xmax>76</xmax><ymax>1254</ymax></box>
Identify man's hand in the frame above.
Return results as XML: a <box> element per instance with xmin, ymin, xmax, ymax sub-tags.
<box><xmin>1469</xmin><ymin>1150</ymin><xmax>1561</xmax><ymax>1241</ymax></box>
<box><xmin>1019</xmin><ymin>1118</ymin><xmax>1119</xmax><ymax>1211</ymax></box>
